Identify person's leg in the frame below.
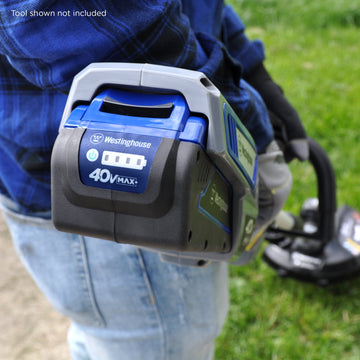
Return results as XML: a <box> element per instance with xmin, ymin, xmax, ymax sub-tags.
<box><xmin>2</xmin><ymin>199</ymin><xmax>229</xmax><ymax>360</ymax></box>
<box><xmin>71</xmin><ymin>242</ymin><xmax>228</xmax><ymax>360</ymax></box>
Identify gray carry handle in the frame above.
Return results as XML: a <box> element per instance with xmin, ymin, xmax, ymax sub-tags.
<box><xmin>61</xmin><ymin>63</ymin><xmax>220</xmax><ymax>127</ymax></box>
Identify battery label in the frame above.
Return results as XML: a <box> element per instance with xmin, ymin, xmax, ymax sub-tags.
<box><xmin>79</xmin><ymin>130</ymin><xmax>161</xmax><ymax>193</ymax></box>
<box><xmin>198</xmin><ymin>170</ymin><xmax>231</xmax><ymax>233</ymax></box>
<box><xmin>223</xmin><ymin>102</ymin><xmax>257</xmax><ymax>188</ymax></box>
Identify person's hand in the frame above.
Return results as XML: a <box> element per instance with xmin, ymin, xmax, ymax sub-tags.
<box><xmin>245</xmin><ymin>63</ymin><xmax>309</xmax><ymax>162</ymax></box>
<box><xmin>255</xmin><ymin>140</ymin><xmax>293</xmax><ymax>231</ymax></box>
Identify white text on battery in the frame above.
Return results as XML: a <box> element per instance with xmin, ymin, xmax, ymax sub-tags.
<box><xmin>101</xmin><ymin>151</ymin><xmax>147</xmax><ymax>170</ymax></box>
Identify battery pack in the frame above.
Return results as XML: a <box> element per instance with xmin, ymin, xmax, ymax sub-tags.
<box><xmin>51</xmin><ymin>63</ymin><xmax>259</xmax><ymax>264</ymax></box>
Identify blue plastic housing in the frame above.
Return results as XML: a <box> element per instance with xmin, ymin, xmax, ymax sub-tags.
<box><xmin>64</xmin><ymin>88</ymin><xmax>207</xmax><ymax>147</ymax></box>
<box><xmin>64</xmin><ymin>88</ymin><xmax>208</xmax><ymax>194</ymax></box>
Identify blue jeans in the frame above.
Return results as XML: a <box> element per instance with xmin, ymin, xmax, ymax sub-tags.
<box><xmin>1</xmin><ymin>196</ymin><xmax>229</xmax><ymax>360</ymax></box>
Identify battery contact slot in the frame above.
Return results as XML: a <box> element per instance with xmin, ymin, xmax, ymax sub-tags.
<box><xmin>188</xmin><ymin>230</ymin><xmax>192</xmax><ymax>243</ymax></box>
<box><xmin>204</xmin><ymin>240</ymin><xmax>208</xmax><ymax>250</ymax></box>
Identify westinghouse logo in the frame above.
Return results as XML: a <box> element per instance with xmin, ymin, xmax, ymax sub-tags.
<box><xmin>210</xmin><ymin>187</ymin><xmax>229</xmax><ymax>213</ymax></box>
<box><xmin>104</xmin><ymin>136</ymin><xmax>151</xmax><ymax>148</ymax></box>
<box><xmin>90</xmin><ymin>133</ymin><xmax>104</xmax><ymax>144</ymax></box>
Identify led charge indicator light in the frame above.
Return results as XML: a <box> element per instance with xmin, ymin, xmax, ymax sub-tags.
<box><xmin>101</xmin><ymin>151</ymin><xmax>147</xmax><ymax>170</ymax></box>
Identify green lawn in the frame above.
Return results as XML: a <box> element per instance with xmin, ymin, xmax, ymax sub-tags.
<box><xmin>215</xmin><ymin>1</ymin><xmax>360</xmax><ymax>359</ymax></box>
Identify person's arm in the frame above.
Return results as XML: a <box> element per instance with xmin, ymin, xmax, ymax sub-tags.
<box><xmin>245</xmin><ymin>64</ymin><xmax>309</xmax><ymax>161</ymax></box>
<box><xmin>0</xmin><ymin>0</ymin><xmax>272</xmax><ymax>152</ymax></box>
<box><xmin>221</xmin><ymin>5</ymin><xmax>308</xmax><ymax>161</ymax></box>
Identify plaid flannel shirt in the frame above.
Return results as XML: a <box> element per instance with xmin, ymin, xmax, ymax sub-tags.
<box><xmin>0</xmin><ymin>0</ymin><xmax>272</xmax><ymax>213</ymax></box>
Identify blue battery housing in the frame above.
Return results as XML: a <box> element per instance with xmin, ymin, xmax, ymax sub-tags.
<box><xmin>65</xmin><ymin>88</ymin><xmax>207</xmax><ymax>144</ymax></box>
<box><xmin>65</xmin><ymin>89</ymin><xmax>208</xmax><ymax>194</ymax></box>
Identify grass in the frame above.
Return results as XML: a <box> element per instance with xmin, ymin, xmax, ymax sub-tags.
<box><xmin>215</xmin><ymin>1</ymin><xmax>360</xmax><ymax>359</ymax></box>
